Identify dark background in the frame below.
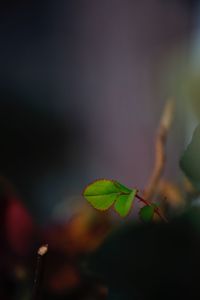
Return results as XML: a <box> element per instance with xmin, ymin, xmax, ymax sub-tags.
<box><xmin>0</xmin><ymin>1</ymin><xmax>200</xmax><ymax>299</ymax></box>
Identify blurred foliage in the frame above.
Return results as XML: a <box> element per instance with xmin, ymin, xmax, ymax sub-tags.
<box><xmin>180</xmin><ymin>124</ymin><xmax>200</xmax><ymax>189</ymax></box>
<box><xmin>184</xmin><ymin>74</ymin><xmax>200</xmax><ymax>120</ymax></box>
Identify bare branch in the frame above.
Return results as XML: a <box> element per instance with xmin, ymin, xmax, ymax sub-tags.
<box><xmin>143</xmin><ymin>98</ymin><xmax>175</xmax><ymax>200</ymax></box>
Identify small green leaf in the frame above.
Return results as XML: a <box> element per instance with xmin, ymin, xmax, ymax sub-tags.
<box><xmin>139</xmin><ymin>205</ymin><xmax>154</xmax><ymax>223</ymax></box>
<box><xmin>114</xmin><ymin>189</ymin><xmax>137</xmax><ymax>217</ymax></box>
<box><xmin>83</xmin><ymin>179</ymin><xmax>120</xmax><ymax>210</ymax></box>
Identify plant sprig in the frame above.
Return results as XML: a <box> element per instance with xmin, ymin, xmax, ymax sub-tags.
<box><xmin>83</xmin><ymin>179</ymin><xmax>168</xmax><ymax>222</ymax></box>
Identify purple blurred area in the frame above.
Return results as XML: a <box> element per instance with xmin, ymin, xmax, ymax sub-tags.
<box><xmin>0</xmin><ymin>1</ymin><xmax>199</xmax><ymax>299</ymax></box>
<box><xmin>0</xmin><ymin>0</ymin><xmax>198</xmax><ymax>219</ymax></box>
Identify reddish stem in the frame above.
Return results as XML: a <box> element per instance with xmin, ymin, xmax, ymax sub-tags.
<box><xmin>136</xmin><ymin>193</ymin><xmax>168</xmax><ymax>223</ymax></box>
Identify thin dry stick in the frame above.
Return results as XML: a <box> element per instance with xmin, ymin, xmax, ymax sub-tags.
<box><xmin>143</xmin><ymin>98</ymin><xmax>175</xmax><ymax>201</ymax></box>
<box><xmin>31</xmin><ymin>244</ymin><xmax>48</xmax><ymax>300</ymax></box>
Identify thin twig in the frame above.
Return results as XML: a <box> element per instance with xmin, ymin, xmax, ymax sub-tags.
<box><xmin>31</xmin><ymin>244</ymin><xmax>48</xmax><ymax>300</ymax></box>
<box><xmin>143</xmin><ymin>98</ymin><xmax>175</xmax><ymax>201</ymax></box>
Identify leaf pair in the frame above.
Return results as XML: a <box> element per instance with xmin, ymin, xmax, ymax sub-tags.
<box><xmin>83</xmin><ymin>179</ymin><xmax>137</xmax><ymax>217</ymax></box>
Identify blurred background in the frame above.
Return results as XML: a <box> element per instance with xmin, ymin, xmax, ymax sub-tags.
<box><xmin>0</xmin><ymin>0</ymin><xmax>200</xmax><ymax>299</ymax></box>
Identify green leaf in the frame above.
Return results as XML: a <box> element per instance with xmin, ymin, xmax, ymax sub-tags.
<box><xmin>83</xmin><ymin>179</ymin><xmax>137</xmax><ymax>216</ymax></box>
<box><xmin>139</xmin><ymin>205</ymin><xmax>154</xmax><ymax>223</ymax></box>
<box><xmin>180</xmin><ymin>124</ymin><xmax>200</xmax><ymax>190</ymax></box>
<box><xmin>113</xmin><ymin>181</ymin><xmax>132</xmax><ymax>193</ymax></box>
<box><xmin>83</xmin><ymin>179</ymin><xmax>120</xmax><ymax>210</ymax></box>
<box><xmin>114</xmin><ymin>189</ymin><xmax>137</xmax><ymax>217</ymax></box>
